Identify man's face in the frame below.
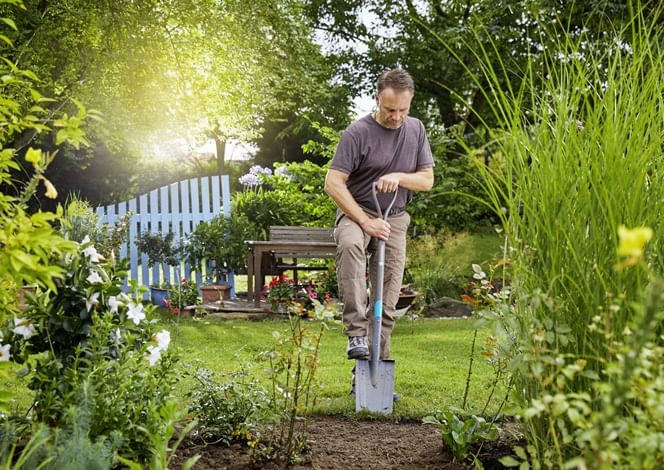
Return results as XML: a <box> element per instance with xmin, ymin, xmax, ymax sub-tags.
<box><xmin>374</xmin><ymin>87</ymin><xmax>413</xmax><ymax>129</ymax></box>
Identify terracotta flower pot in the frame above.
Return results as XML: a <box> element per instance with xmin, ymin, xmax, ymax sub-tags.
<box><xmin>201</xmin><ymin>284</ymin><xmax>231</xmax><ymax>303</ymax></box>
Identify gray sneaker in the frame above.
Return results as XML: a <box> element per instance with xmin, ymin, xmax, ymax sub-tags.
<box><xmin>347</xmin><ymin>336</ymin><xmax>370</xmax><ymax>360</ymax></box>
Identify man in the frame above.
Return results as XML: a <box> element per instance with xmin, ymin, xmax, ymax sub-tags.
<box><xmin>324</xmin><ymin>68</ymin><xmax>434</xmax><ymax>397</ymax></box>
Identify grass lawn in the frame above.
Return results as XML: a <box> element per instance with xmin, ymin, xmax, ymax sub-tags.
<box><xmin>161</xmin><ymin>311</ymin><xmax>505</xmax><ymax>420</ymax></box>
<box><xmin>438</xmin><ymin>231</ymin><xmax>505</xmax><ymax>277</ymax></box>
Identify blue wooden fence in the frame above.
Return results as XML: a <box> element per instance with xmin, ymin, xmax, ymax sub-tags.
<box><xmin>95</xmin><ymin>175</ymin><xmax>232</xmax><ymax>298</ymax></box>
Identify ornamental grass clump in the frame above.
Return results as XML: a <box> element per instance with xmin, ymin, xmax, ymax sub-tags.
<box><xmin>440</xmin><ymin>4</ymin><xmax>664</xmax><ymax>467</ymax></box>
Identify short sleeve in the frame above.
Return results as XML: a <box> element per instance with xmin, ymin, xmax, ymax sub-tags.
<box><xmin>416</xmin><ymin>121</ymin><xmax>434</xmax><ymax>169</ymax></box>
<box><xmin>329</xmin><ymin>130</ymin><xmax>359</xmax><ymax>175</ymax></box>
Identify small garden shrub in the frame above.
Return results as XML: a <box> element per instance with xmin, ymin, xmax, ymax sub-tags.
<box><xmin>167</xmin><ymin>278</ymin><xmax>200</xmax><ymax>310</ymax></box>
<box><xmin>186</xmin><ymin>363</ymin><xmax>274</xmax><ymax>447</ymax></box>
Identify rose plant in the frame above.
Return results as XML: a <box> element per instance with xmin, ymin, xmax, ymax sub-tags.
<box><xmin>264</xmin><ymin>274</ymin><xmax>295</xmax><ymax>312</ymax></box>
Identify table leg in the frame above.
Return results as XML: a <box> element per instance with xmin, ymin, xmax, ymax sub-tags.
<box><xmin>246</xmin><ymin>246</ymin><xmax>254</xmax><ymax>301</ymax></box>
<box><xmin>253</xmin><ymin>247</ymin><xmax>263</xmax><ymax>306</ymax></box>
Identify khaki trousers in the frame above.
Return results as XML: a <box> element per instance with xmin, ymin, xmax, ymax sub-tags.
<box><xmin>334</xmin><ymin>208</ymin><xmax>410</xmax><ymax>359</ymax></box>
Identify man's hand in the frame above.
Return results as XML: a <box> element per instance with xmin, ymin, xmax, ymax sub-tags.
<box><xmin>360</xmin><ymin>218</ymin><xmax>391</xmax><ymax>241</ymax></box>
<box><xmin>376</xmin><ymin>174</ymin><xmax>400</xmax><ymax>192</ymax></box>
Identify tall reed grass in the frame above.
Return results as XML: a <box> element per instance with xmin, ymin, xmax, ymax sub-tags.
<box><xmin>435</xmin><ymin>3</ymin><xmax>664</xmax><ymax>465</ymax></box>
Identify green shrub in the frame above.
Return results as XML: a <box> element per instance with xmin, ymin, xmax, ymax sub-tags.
<box><xmin>184</xmin><ymin>211</ymin><xmax>260</xmax><ymax>278</ymax></box>
<box><xmin>59</xmin><ymin>197</ymin><xmax>131</xmax><ymax>263</ymax></box>
<box><xmin>3</xmin><ymin>241</ymin><xmax>179</xmax><ymax>462</ymax></box>
<box><xmin>186</xmin><ymin>364</ymin><xmax>274</xmax><ymax>447</ymax></box>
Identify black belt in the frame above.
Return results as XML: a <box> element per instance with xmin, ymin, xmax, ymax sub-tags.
<box><xmin>388</xmin><ymin>207</ymin><xmax>405</xmax><ymax>216</ymax></box>
<box><xmin>358</xmin><ymin>205</ymin><xmax>405</xmax><ymax>217</ymax></box>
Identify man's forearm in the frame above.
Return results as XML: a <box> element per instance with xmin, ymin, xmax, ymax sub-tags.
<box><xmin>381</xmin><ymin>168</ymin><xmax>433</xmax><ymax>191</ymax></box>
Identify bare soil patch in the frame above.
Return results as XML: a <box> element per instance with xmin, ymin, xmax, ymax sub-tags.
<box><xmin>171</xmin><ymin>415</ymin><xmax>518</xmax><ymax>469</ymax></box>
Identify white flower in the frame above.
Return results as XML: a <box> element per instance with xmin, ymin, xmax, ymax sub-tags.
<box><xmin>146</xmin><ymin>345</ymin><xmax>162</xmax><ymax>366</ymax></box>
<box><xmin>82</xmin><ymin>244</ymin><xmax>103</xmax><ymax>263</ymax></box>
<box><xmin>108</xmin><ymin>296</ymin><xmax>119</xmax><ymax>314</ymax></box>
<box><xmin>13</xmin><ymin>317</ymin><xmax>36</xmax><ymax>339</ymax></box>
<box><xmin>126</xmin><ymin>302</ymin><xmax>145</xmax><ymax>325</ymax></box>
<box><xmin>153</xmin><ymin>330</ymin><xmax>171</xmax><ymax>351</ymax></box>
<box><xmin>0</xmin><ymin>344</ymin><xmax>10</xmax><ymax>362</ymax></box>
<box><xmin>87</xmin><ymin>270</ymin><xmax>103</xmax><ymax>284</ymax></box>
<box><xmin>81</xmin><ymin>235</ymin><xmax>91</xmax><ymax>245</ymax></box>
<box><xmin>471</xmin><ymin>264</ymin><xmax>483</xmax><ymax>273</ymax></box>
<box><xmin>86</xmin><ymin>292</ymin><xmax>100</xmax><ymax>312</ymax></box>
<box><xmin>112</xmin><ymin>328</ymin><xmax>122</xmax><ymax>345</ymax></box>
<box><xmin>0</xmin><ymin>330</ymin><xmax>3</xmax><ymax>341</ymax></box>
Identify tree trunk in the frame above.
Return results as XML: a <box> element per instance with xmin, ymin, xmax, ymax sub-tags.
<box><xmin>215</xmin><ymin>137</ymin><xmax>226</xmax><ymax>174</ymax></box>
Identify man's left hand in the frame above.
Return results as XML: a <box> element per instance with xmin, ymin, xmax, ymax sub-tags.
<box><xmin>376</xmin><ymin>174</ymin><xmax>400</xmax><ymax>192</ymax></box>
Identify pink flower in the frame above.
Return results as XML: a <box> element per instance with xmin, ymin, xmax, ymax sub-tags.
<box><xmin>173</xmin><ymin>307</ymin><xmax>179</xmax><ymax>314</ymax></box>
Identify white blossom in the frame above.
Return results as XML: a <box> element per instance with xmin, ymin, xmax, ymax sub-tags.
<box><xmin>127</xmin><ymin>302</ymin><xmax>145</xmax><ymax>325</ymax></box>
<box><xmin>146</xmin><ymin>345</ymin><xmax>161</xmax><ymax>366</ymax></box>
<box><xmin>87</xmin><ymin>270</ymin><xmax>103</xmax><ymax>284</ymax></box>
<box><xmin>108</xmin><ymin>296</ymin><xmax>119</xmax><ymax>314</ymax></box>
<box><xmin>86</xmin><ymin>292</ymin><xmax>100</xmax><ymax>312</ymax></box>
<box><xmin>13</xmin><ymin>317</ymin><xmax>36</xmax><ymax>339</ymax></box>
<box><xmin>0</xmin><ymin>344</ymin><xmax>10</xmax><ymax>362</ymax></box>
<box><xmin>112</xmin><ymin>328</ymin><xmax>122</xmax><ymax>345</ymax></box>
<box><xmin>82</xmin><ymin>244</ymin><xmax>103</xmax><ymax>263</ymax></box>
<box><xmin>154</xmin><ymin>330</ymin><xmax>171</xmax><ymax>351</ymax></box>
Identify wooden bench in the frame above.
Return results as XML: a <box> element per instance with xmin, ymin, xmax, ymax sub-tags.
<box><xmin>245</xmin><ymin>225</ymin><xmax>336</xmax><ymax>306</ymax></box>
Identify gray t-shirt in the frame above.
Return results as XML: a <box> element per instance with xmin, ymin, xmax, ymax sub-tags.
<box><xmin>330</xmin><ymin>114</ymin><xmax>434</xmax><ymax>212</ymax></box>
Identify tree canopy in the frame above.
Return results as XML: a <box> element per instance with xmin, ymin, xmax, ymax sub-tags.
<box><xmin>1</xmin><ymin>0</ymin><xmax>352</xmax><ymax>206</ymax></box>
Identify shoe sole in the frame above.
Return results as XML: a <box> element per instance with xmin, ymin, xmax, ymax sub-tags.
<box><xmin>347</xmin><ymin>348</ymin><xmax>370</xmax><ymax>360</ymax></box>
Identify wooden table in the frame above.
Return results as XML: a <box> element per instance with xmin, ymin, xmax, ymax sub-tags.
<box><xmin>246</xmin><ymin>239</ymin><xmax>336</xmax><ymax>306</ymax></box>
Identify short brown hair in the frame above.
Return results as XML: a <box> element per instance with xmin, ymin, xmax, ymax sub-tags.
<box><xmin>376</xmin><ymin>68</ymin><xmax>414</xmax><ymax>95</ymax></box>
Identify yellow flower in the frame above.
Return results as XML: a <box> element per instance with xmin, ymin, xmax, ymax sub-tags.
<box><xmin>43</xmin><ymin>178</ymin><xmax>58</xmax><ymax>199</ymax></box>
<box><xmin>617</xmin><ymin>225</ymin><xmax>652</xmax><ymax>258</ymax></box>
<box><xmin>25</xmin><ymin>147</ymin><xmax>41</xmax><ymax>164</ymax></box>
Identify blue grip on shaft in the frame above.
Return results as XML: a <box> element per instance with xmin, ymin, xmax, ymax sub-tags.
<box><xmin>373</xmin><ymin>300</ymin><xmax>383</xmax><ymax>318</ymax></box>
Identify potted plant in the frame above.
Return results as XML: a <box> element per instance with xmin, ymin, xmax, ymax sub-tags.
<box><xmin>135</xmin><ymin>230</ymin><xmax>181</xmax><ymax>305</ymax></box>
<box><xmin>184</xmin><ymin>212</ymin><xmax>258</xmax><ymax>302</ymax></box>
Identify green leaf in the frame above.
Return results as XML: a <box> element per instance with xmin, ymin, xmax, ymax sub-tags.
<box><xmin>514</xmin><ymin>446</ymin><xmax>527</xmax><ymax>459</ymax></box>
<box><xmin>19</xmin><ymin>68</ymin><xmax>39</xmax><ymax>81</ymax></box>
<box><xmin>0</xmin><ymin>34</ymin><xmax>13</xmax><ymax>47</ymax></box>
<box><xmin>499</xmin><ymin>456</ymin><xmax>521</xmax><ymax>467</ymax></box>
<box><xmin>1</xmin><ymin>17</ymin><xmax>17</xmax><ymax>31</ymax></box>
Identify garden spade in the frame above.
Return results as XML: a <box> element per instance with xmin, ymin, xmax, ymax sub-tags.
<box><xmin>355</xmin><ymin>182</ymin><xmax>398</xmax><ymax>414</ymax></box>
